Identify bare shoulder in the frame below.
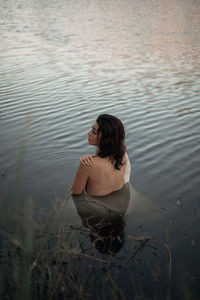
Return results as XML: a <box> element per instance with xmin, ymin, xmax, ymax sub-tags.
<box><xmin>92</xmin><ymin>155</ymin><xmax>127</xmax><ymax>166</ymax></box>
<box><xmin>79</xmin><ymin>162</ymin><xmax>92</xmax><ymax>172</ymax></box>
<box><xmin>89</xmin><ymin>156</ymin><xmax>111</xmax><ymax>171</ymax></box>
<box><xmin>90</xmin><ymin>156</ymin><xmax>102</xmax><ymax>167</ymax></box>
<box><xmin>71</xmin><ymin>162</ymin><xmax>92</xmax><ymax>194</ymax></box>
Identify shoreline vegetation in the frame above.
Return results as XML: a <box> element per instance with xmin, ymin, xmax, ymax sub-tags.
<box><xmin>1</xmin><ymin>192</ymin><xmax>199</xmax><ymax>300</ymax></box>
<box><xmin>1</xmin><ymin>176</ymin><xmax>200</xmax><ymax>299</ymax></box>
<box><xmin>1</xmin><ymin>127</ymin><xmax>199</xmax><ymax>300</ymax></box>
<box><xmin>0</xmin><ymin>192</ymin><xmax>173</xmax><ymax>300</ymax></box>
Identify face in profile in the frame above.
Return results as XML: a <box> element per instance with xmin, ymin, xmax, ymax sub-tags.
<box><xmin>88</xmin><ymin>122</ymin><xmax>99</xmax><ymax>146</ymax></box>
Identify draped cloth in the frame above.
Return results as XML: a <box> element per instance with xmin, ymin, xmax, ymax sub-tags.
<box><xmin>124</xmin><ymin>152</ymin><xmax>131</xmax><ymax>183</ymax></box>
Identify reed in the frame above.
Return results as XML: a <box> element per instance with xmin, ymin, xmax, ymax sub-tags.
<box><xmin>1</xmin><ymin>191</ymin><xmax>199</xmax><ymax>300</ymax></box>
<box><xmin>1</xmin><ymin>118</ymin><xmax>198</xmax><ymax>299</ymax></box>
<box><xmin>0</xmin><ymin>194</ymin><xmax>96</xmax><ymax>299</ymax></box>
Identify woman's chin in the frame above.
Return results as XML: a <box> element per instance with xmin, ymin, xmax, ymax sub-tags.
<box><xmin>88</xmin><ymin>141</ymin><xmax>95</xmax><ymax>146</ymax></box>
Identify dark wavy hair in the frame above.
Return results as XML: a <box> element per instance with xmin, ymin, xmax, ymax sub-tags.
<box><xmin>96</xmin><ymin>114</ymin><xmax>126</xmax><ymax>170</ymax></box>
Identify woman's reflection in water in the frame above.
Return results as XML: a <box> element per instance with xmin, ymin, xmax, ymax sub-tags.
<box><xmin>72</xmin><ymin>182</ymin><xmax>131</xmax><ymax>254</ymax></box>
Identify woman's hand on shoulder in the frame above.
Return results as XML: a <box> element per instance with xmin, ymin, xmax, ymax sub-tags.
<box><xmin>80</xmin><ymin>154</ymin><xmax>94</xmax><ymax>167</ymax></box>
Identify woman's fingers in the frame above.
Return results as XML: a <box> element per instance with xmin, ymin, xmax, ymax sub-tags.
<box><xmin>80</xmin><ymin>155</ymin><xmax>94</xmax><ymax>167</ymax></box>
<box><xmin>80</xmin><ymin>156</ymin><xmax>93</xmax><ymax>166</ymax></box>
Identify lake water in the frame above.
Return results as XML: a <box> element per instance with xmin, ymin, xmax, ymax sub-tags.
<box><xmin>1</xmin><ymin>0</ymin><xmax>200</xmax><ymax>298</ymax></box>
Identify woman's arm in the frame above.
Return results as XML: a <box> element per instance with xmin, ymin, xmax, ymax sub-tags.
<box><xmin>70</xmin><ymin>164</ymin><xmax>90</xmax><ymax>194</ymax></box>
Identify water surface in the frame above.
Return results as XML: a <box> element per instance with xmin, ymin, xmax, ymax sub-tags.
<box><xmin>1</xmin><ymin>0</ymin><xmax>200</xmax><ymax>298</ymax></box>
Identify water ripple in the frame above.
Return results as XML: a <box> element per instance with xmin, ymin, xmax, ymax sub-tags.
<box><xmin>1</xmin><ymin>0</ymin><xmax>200</xmax><ymax>209</ymax></box>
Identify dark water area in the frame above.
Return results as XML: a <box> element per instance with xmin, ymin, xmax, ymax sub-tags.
<box><xmin>1</xmin><ymin>0</ymin><xmax>200</xmax><ymax>298</ymax></box>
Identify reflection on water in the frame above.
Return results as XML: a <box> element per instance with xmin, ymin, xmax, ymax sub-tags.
<box><xmin>71</xmin><ymin>183</ymin><xmax>161</xmax><ymax>254</ymax></box>
<box><xmin>72</xmin><ymin>183</ymin><xmax>130</xmax><ymax>254</ymax></box>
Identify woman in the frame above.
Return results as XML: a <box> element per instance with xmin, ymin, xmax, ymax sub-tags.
<box><xmin>71</xmin><ymin>114</ymin><xmax>130</xmax><ymax>196</ymax></box>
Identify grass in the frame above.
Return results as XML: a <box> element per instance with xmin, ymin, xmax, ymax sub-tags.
<box><xmin>0</xmin><ymin>194</ymin><xmax>133</xmax><ymax>300</ymax></box>
<box><xmin>0</xmin><ymin>191</ymin><xmax>171</xmax><ymax>300</ymax></box>
<box><xmin>0</xmin><ymin>195</ymin><xmax>94</xmax><ymax>300</ymax></box>
<box><xmin>1</xmin><ymin>191</ymin><xmax>200</xmax><ymax>300</ymax></box>
<box><xmin>1</xmin><ymin>119</ymin><xmax>199</xmax><ymax>299</ymax></box>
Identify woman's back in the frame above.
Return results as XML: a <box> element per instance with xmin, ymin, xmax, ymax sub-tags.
<box><xmin>86</xmin><ymin>156</ymin><xmax>127</xmax><ymax>196</ymax></box>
